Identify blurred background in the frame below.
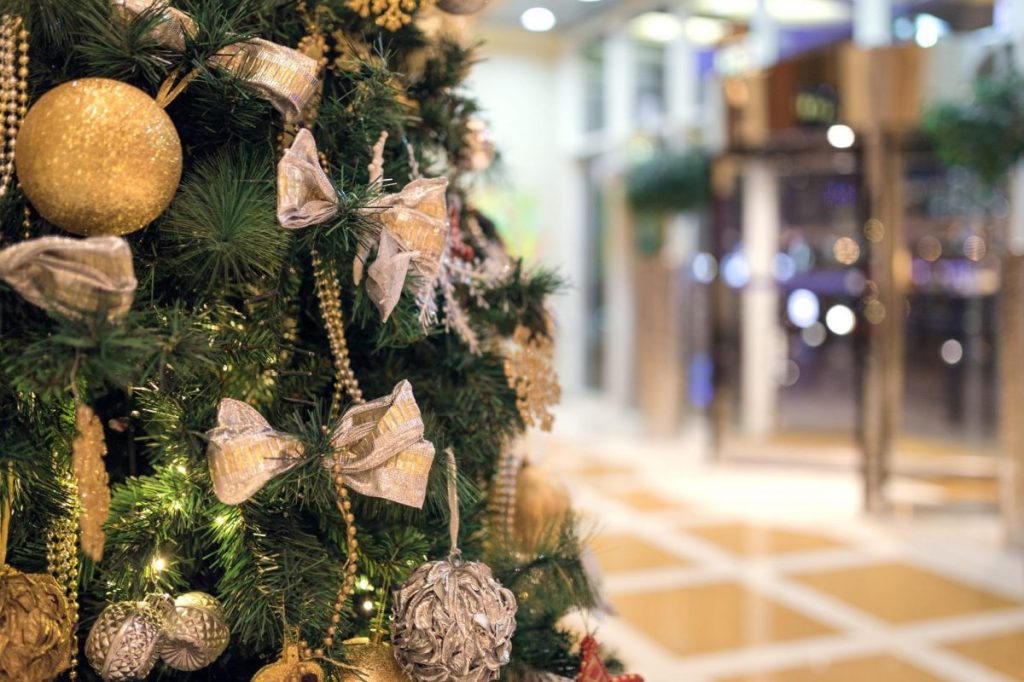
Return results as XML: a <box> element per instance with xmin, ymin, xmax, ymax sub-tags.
<box><xmin>451</xmin><ymin>1</ymin><xmax>1024</xmax><ymax>680</ymax></box>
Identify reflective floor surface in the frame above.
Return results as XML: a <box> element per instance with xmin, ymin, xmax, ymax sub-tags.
<box><xmin>539</xmin><ymin>397</ymin><xmax>1024</xmax><ymax>682</ymax></box>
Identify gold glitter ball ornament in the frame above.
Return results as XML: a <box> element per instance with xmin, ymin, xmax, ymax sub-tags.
<box><xmin>513</xmin><ymin>464</ymin><xmax>570</xmax><ymax>556</ymax></box>
<box><xmin>252</xmin><ymin>642</ymin><xmax>325</xmax><ymax>682</ymax></box>
<box><xmin>15</xmin><ymin>77</ymin><xmax>182</xmax><ymax>236</ymax></box>
<box><xmin>341</xmin><ymin>638</ymin><xmax>410</xmax><ymax>681</ymax></box>
<box><xmin>0</xmin><ymin>565</ymin><xmax>74</xmax><ymax>682</ymax></box>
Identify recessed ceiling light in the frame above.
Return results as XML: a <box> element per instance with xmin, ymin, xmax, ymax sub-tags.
<box><xmin>691</xmin><ymin>0</ymin><xmax>849</xmax><ymax>26</ymax></box>
<box><xmin>521</xmin><ymin>7</ymin><xmax>556</xmax><ymax>31</ymax></box>
<box><xmin>628</xmin><ymin>11</ymin><xmax>683</xmax><ymax>43</ymax></box>
<box><xmin>685</xmin><ymin>16</ymin><xmax>730</xmax><ymax>45</ymax></box>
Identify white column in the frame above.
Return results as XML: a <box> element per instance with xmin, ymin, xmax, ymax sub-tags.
<box><xmin>601</xmin><ymin>31</ymin><xmax>637</xmax><ymax>406</ymax></box>
<box><xmin>750</xmin><ymin>0</ymin><xmax>780</xmax><ymax>68</ymax></box>
<box><xmin>665</xmin><ymin>6</ymin><xmax>698</xmax><ymax>135</ymax></box>
<box><xmin>853</xmin><ymin>0</ymin><xmax>893</xmax><ymax>48</ymax></box>
<box><xmin>604</xmin><ymin>31</ymin><xmax>634</xmax><ymax>145</ymax></box>
<box><xmin>553</xmin><ymin>48</ymin><xmax>588</xmax><ymax>395</ymax></box>
<box><xmin>740</xmin><ymin>160</ymin><xmax>781</xmax><ymax>436</ymax></box>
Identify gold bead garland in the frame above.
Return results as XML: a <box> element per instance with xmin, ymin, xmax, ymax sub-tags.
<box><xmin>47</xmin><ymin>512</ymin><xmax>80</xmax><ymax>680</ymax></box>
<box><xmin>0</xmin><ymin>14</ymin><xmax>27</xmax><ymax>199</ymax></box>
<box><xmin>311</xmin><ymin>249</ymin><xmax>364</xmax><ymax>418</ymax></box>
<box><xmin>300</xmin><ymin>460</ymin><xmax>359</xmax><ymax>662</ymax></box>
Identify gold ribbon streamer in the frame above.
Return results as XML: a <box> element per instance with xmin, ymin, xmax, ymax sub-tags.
<box><xmin>0</xmin><ymin>236</ymin><xmax>137</xmax><ymax>322</ymax></box>
<box><xmin>114</xmin><ymin>0</ymin><xmax>320</xmax><ymax>123</ymax></box>
<box><xmin>206</xmin><ymin>380</ymin><xmax>435</xmax><ymax>507</ymax></box>
<box><xmin>277</xmin><ymin>128</ymin><xmax>338</xmax><ymax>229</ymax></box>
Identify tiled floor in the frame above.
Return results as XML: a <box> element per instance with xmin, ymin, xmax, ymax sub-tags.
<box><xmin>536</xmin><ymin>398</ymin><xmax>1024</xmax><ymax>682</ymax></box>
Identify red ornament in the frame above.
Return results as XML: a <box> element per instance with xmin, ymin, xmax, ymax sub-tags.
<box><xmin>577</xmin><ymin>636</ymin><xmax>643</xmax><ymax>682</ymax></box>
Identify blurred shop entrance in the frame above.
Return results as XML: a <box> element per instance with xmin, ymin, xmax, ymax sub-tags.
<box><xmin>710</xmin><ymin>44</ymin><xmax>1005</xmax><ymax>514</ymax></box>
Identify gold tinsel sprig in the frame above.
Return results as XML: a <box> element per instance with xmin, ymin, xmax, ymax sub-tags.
<box><xmin>345</xmin><ymin>0</ymin><xmax>437</xmax><ymax>31</ymax></box>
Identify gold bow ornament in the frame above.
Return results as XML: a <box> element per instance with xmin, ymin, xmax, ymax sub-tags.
<box><xmin>277</xmin><ymin>128</ymin><xmax>338</xmax><ymax>229</ymax></box>
<box><xmin>207</xmin><ymin>380</ymin><xmax>435</xmax><ymax>507</ymax></box>
<box><xmin>114</xmin><ymin>0</ymin><xmax>320</xmax><ymax>123</ymax></box>
<box><xmin>354</xmin><ymin>176</ymin><xmax>450</xmax><ymax>321</ymax></box>
<box><xmin>0</xmin><ymin>235</ymin><xmax>137</xmax><ymax>323</ymax></box>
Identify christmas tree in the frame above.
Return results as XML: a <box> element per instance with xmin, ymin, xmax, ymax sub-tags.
<box><xmin>0</xmin><ymin>1</ymin><xmax>599</xmax><ymax>679</ymax></box>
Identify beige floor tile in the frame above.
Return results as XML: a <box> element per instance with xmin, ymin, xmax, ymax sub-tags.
<box><xmin>588</xmin><ymin>533</ymin><xmax>690</xmax><ymax>573</ymax></box>
<box><xmin>717</xmin><ymin>654</ymin><xmax>944</xmax><ymax>682</ymax></box>
<box><xmin>687</xmin><ymin>522</ymin><xmax>845</xmax><ymax>556</ymax></box>
<box><xmin>791</xmin><ymin>562</ymin><xmax>1020</xmax><ymax>624</ymax></box>
<box><xmin>608</xmin><ymin>489</ymin><xmax>686</xmax><ymax>511</ymax></box>
<box><xmin>944</xmin><ymin>630</ymin><xmax>1024</xmax><ymax>680</ymax></box>
<box><xmin>610</xmin><ymin>581</ymin><xmax>835</xmax><ymax>655</ymax></box>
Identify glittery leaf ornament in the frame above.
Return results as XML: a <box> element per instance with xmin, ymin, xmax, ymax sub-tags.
<box><xmin>277</xmin><ymin>128</ymin><xmax>338</xmax><ymax>229</ymax></box>
<box><xmin>504</xmin><ymin>324</ymin><xmax>561</xmax><ymax>431</ymax></box>
<box><xmin>72</xmin><ymin>402</ymin><xmax>111</xmax><ymax>562</ymax></box>
<box><xmin>577</xmin><ymin>637</ymin><xmax>643</xmax><ymax>682</ymax></box>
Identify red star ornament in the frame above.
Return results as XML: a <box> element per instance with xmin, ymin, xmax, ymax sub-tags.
<box><xmin>577</xmin><ymin>636</ymin><xmax>644</xmax><ymax>682</ymax></box>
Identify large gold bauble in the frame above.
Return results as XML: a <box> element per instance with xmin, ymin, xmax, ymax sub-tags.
<box><xmin>341</xmin><ymin>638</ymin><xmax>410</xmax><ymax>682</ymax></box>
<box><xmin>514</xmin><ymin>464</ymin><xmax>571</xmax><ymax>555</ymax></box>
<box><xmin>0</xmin><ymin>565</ymin><xmax>74</xmax><ymax>682</ymax></box>
<box><xmin>15</xmin><ymin>78</ymin><xmax>182</xmax><ymax>236</ymax></box>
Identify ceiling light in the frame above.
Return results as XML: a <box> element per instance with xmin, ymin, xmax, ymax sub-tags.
<box><xmin>691</xmin><ymin>0</ymin><xmax>849</xmax><ymax>26</ymax></box>
<box><xmin>914</xmin><ymin>13</ymin><xmax>948</xmax><ymax>48</ymax></box>
<box><xmin>521</xmin><ymin>7</ymin><xmax>556</xmax><ymax>32</ymax></box>
<box><xmin>827</xmin><ymin>124</ymin><xmax>855</xmax><ymax>149</ymax></box>
<box><xmin>684</xmin><ymin>16</ymin><xmax>730</xmax><ymax>46</ymax></box>
<box><xmin>628</xmin><ymin>11</ymin><xmax>683</xmax><ymax>43</ymax></box>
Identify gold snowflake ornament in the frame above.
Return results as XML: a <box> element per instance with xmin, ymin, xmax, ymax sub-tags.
<box><xmin>346</xmin><ymin>0</ymin><xmax>437</xmax><ymax>31</ymax></box>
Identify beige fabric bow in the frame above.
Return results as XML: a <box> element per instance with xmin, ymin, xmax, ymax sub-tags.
<box><xmin>207</xmin><ymin>380</ymin><xmax>435</xmax><ymax>507</ymax></box>
<box><xmin>0</xmin><ymin>236</ymin><xmax>137</xmax><ymax>322</ymax></box>
<box><xmin>277</xmin><ymin>129</ymin><xmax>338</xmax><ymax>229</ymax></box>
<box><xmin>114</xmin><ymin>0</ymin><xmax>320</xmax><ymax>123</ymax></box>
<box><xmin>354</xmin><ymin>177</ymin><xmax>450</xmax><ymax>320</ymax></box>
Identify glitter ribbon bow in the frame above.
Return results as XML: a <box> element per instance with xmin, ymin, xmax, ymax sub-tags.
<box><xmin>207</xmin><ymin>380</ymin><xmax>435</xmax><ymax>507</ymax></box>
<box><xmin>355</xmin><ymin>177</ymin><xmax>450</xmax><ymax>321</ymax></box>
<box><xmin>277</xmin><ymin>129</ymin><xmax>338</xmax><ymax>229</ymax></box>
<box><xmin>0</xmin><ymin>235</ymin><xmax>137</xmax><ymax>322</ymax></box>
<box><xmin>114</xmin><ymin>0</ymin><xmax>320</xmax><ymax>122</ymax></box>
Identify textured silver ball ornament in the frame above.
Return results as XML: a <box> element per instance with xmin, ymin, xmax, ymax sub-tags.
<box><xmin>436</xmin><ymin>0</ymin><xmax>488</xmax><ymax>14</ymax></box>
<box><xmin>391</xmin><ymin>555</ymin><xmax>517</xmax><ymax>682</ymax></box>
<box><xmin>85</xmin><ymin>596</ymin><xmax>171</xmax><ymax>681</ymax></box>
<box><xmin>158</xmin><ymin>592</ymin><xmax>230</xmax><ymax>671</ymax></box>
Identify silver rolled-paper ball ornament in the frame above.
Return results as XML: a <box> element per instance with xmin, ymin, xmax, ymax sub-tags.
<box><xmin>436</xmin><ymin>0</ymin><xmax>488</xmax><ymax>15</ymax></box>
<box><xmin>391</xmin><ymin>556</ymin><xmax>517</xmax><ymax>682</ymax></box>
<box><xmin>158</xmin><ymin>591</ymin><xmax>230</xmax><ymax>671</ymax></box>
<box><xmin>85</xmin><ymin>596</ymin><xmax>171</xmax><ymax>681</ymax></box>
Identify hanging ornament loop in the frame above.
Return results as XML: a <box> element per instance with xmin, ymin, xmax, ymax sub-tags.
<box><xmin>444</xmin><ymin>448</ymin><xmax>461</xmax><ymax>562</ymax></box>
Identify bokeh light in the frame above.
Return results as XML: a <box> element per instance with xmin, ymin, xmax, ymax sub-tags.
<box><xmin>825</xmin><ymin>304</ymin><xmax>856</xmax><ymax>335</ymax></box>
<box><xmin>802</xmin><ymin>322</ymin><xmax>827</xmax><ymax>347</ymax></box>
<box><xmin>832</xmin><ymin>237</ymin><xmax>861</xmax><ymax>265</ymax></box>
<box><xmin>917</xmin><ymin>235</ymin><xmax>942</xmax><ymax>262</ymax></box>
<box><xmin>940</xmin><ymin>339</ymin><xmax>963</xmax><ymax>365</ymax></box>
<box><xmin>864</xmin><ymin>218</ymin><xmax>885</xmax><ymax>242</ymax></box>
<box><xmin>963</xmin><ymin>235</ymin><xmax>986</xmax><ymax>262</ymax></box>
<box><xmin>786</xmin><ymin>289</ymin><xmax>820</xmax><ymax>328</ymax></box>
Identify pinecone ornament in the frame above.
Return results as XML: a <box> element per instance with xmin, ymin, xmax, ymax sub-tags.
<box><xmin>158</xmin><ymin>592</ymin><xmax>230</xmax><ymax>671</ymax></box>
<box><xmin>85</xmin><ymin>596</ymin><xmax>171</xmax><ymax>681</ymax></box>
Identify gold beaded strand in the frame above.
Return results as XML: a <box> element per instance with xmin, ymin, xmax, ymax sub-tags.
<box><xmin>0</xmin><ymin>14</ymin><xmax>27</xmax><ymax>199</ymax></box>
<box><xmin>47</xmin><ymin>511</ymin><xmax>80</xmax><ymax>680</ymax></box>
<box><xmin>301</xmin><ymin>460</ymin><xmax>359</xmax><ymax>661</ymax></box>
<box><xmin>311</xmin><ymin>249</ymin><xmax>364</xmax><ymax>418</ymax></box>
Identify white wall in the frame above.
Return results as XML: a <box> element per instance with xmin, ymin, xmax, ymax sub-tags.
<box><xmin>467</xmin><ymin>27</ymin><xmax>588</xmax><ymax>394</ymax></box>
